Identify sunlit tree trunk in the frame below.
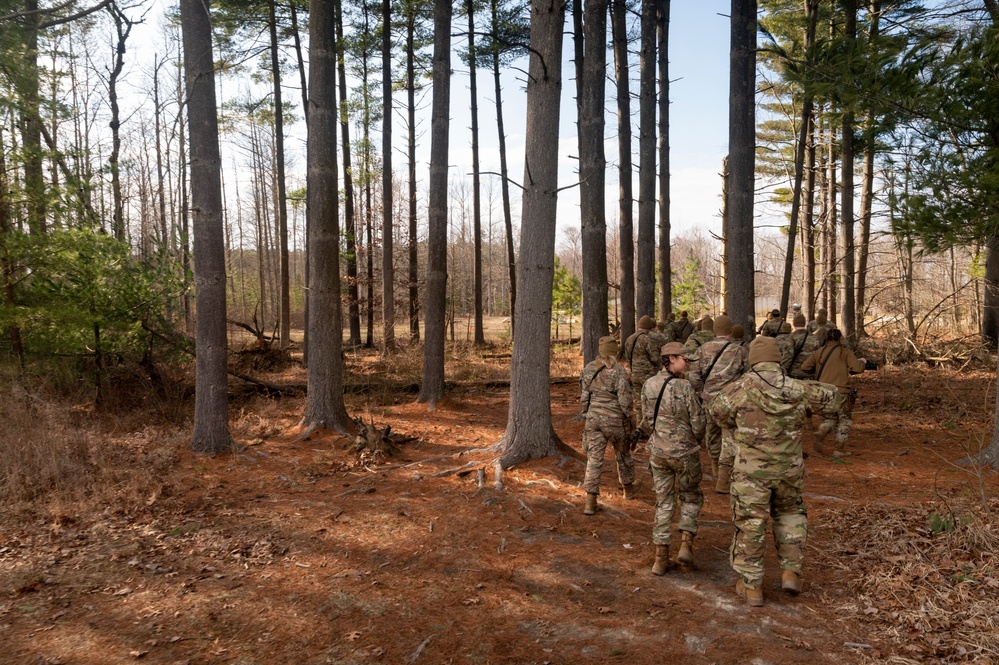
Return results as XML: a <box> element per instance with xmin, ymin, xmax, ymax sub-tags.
<box><xmin>382</xmin><ymin>0</ymin><xmax>396</xmax><ymax>354</ymax></box>
<box><xmin>468</xmin><ymin>0</ymin><xmax>485</xmax><ymax>345</ymax></box>
<box><xmin>611</xmin><ymin>0</ymin><xmax>634</xmax><ymax>342</ymax></box>
<box><xmin>636</xmin><ymin>0</ymin><xmax>656</xmax><ymax>317</ymax></box>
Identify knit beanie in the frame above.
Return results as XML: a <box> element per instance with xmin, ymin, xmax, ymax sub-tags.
<box><xmin>638</xmin><ymin>315</ymin><xmax>656</xmax><ymax>330</ymax></box>
<box><xmin>748</xmin><ymin>336</ymin><xmax>781</xmax><ymax>365</ymax></box>
<box><xmin>700</xmin><ymin>316</ymin><xmax>714</xmax><ymax>332</ymax></box>
<box><xmin>816</xmin><ymin>311</ymin><xmax>828</xmax><ymax>325</ymax></box>
<box><xmin>731</xmin><ymin>324</ymin><xmax>744</xmax><ymax>340</ymax></box>
<box><xmin>793</xmin><ymin>313</ymin><xmax>806</xmax><ymax>328</ymax></box>
<box><xmin>780</xmin><ymin>322</ymin><xmax>792</xmax><ymax>333</ymax></box>
<box><xmin>714</xmin><ymin>315</ymin><xmax>733</xmax><ymax>336</ymax></box>
<box><xmin>599</xmin><ymin>336</ymin><xmax>619</xmax><ymax>357</ymax></box>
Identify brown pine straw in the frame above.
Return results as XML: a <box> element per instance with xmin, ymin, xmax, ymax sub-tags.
<box><xmin>819</xmin><ymin>501</ymin><xmax>999</xmax><ymax>663</ymax></box>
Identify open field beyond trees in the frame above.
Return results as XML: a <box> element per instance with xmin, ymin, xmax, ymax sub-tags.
<box><xmin>2</xmin><ymin>343</ymin><xmax>999</xmax><ymax>665</ymax></box>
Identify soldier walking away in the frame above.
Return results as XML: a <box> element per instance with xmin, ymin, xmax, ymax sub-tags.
<box><xmin>807</xmin><ymin>308</ymin><xmax>832</xmax><ymax>340</ymax></box>
<box><xmin>674</xmin><ymin>311</ymin><xmax>695</xmax><ymax>343</ymax></box>
<box><xmin>758</xmin><ymin>309</ymin><xmax>783</xmax><ymax>337</ymax></box>
<box><xmin>639</xmin><ymin>342</ymin><xmax>706</xmax><ymax>574</ymax></box>
<box><xmin>709</xmin><ymin>336</ymin><xmax>842</xmax><ymax>607</ymax></box>
<box><xmin>579</xmin><ymin>336</ymin><xmax>639</xmax><ymax>515</ymax></box>
<box><xmin>801</xmin><ymin>328</ymin><xmax>866</xmax><ymax>458</ymax></box>
<box><xmin>624</xmin><ymin>315</ymin><xmax>667</xmax><ymax>427</ymax></box>
<box><xmin>782</xmin><ymin>313</ymin><xmax>821</xmax><ymax>379</ymax></box>
<box><xmin>688</xmin><ymin>315</ymin><xmax>748</xmax><ymax>493</ymax></box>
<box><xmin>682</xmin><ymin>315</ymin><xmax>715</xmax><ymax>357</ymax></box>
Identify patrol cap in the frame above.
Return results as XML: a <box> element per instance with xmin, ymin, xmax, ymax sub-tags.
<box><xmin>599</xmin><ymin>335</ymin><xmax>619</xmax><ymax>356</ymax></box>
<box><xmin>748</xmin><ymin>336</ymin><xmax>781</xmax><ymax>365</ymax></box>
<box><xmin>660</xmin><ymin>342</ymin><xmax>685</xmax><ymax>357</ymax></box>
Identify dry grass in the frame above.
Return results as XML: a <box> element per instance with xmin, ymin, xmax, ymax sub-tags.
<box><xmin>826</xmin><ymin>501</ymin><xmax>999</xmax><ymax>663</ymax></box>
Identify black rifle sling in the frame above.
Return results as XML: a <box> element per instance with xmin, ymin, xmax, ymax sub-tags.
<box><xmin>583</xmin><ymin>365</ymin><xmax>606</xmax><ymax>413</ymax></box>
<box><xmin>627</xmin><ymin>331</ymin><xmax>647</xmax><ymax>365</ymax></box>
<box><xmin>789</xmin><ymin>331</ymin><xmax>810</xmax><ymax>368</ymax></box>
<box><xmin>651</xmin><ymin>376</ymin><xmax>677</xmax><ymax>428</ymax></box>
<box><xmin>702</xmin><ymin>341</ymin><xmax>734</xmax><ymax>385</ymax></box>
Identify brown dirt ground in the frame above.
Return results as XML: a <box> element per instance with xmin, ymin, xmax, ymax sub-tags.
<box><xmin>2</xmin><ymin>356</ymin><xmax>998</xmax><ymax>665</ymax></box>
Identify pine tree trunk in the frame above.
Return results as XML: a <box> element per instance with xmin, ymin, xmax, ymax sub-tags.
<box><xmin>579</xmin><ymin>0</ymin><xmax>609</xmax><ymax>364</ymax></box>
<box><xmin>336</xmin><ymin>0</ymin><xmax>363</xmax><ymax>346</ymax></box>
<box><xmin>498</xmin><ymin>0</ymin><xmax>571</xmax><ymax>470</ymax></box>
<box><xmin>290</xmin><ymin>2</ymin><xmax>309</xmax><ymax>123</ymax></box>
<box><xmin>726</xmin><ymin>0</ymin><xmax>757</xmax><ymax>327</ymax></box>
<box><xmin>804</xmin><ymin>107</ymin><xmax>817</xmax><ymax>320</ymax></box>
<box><xmin>418</xmin><ymin>0</ymin><xmax>452</xmax><ymax>408</ymax></box>
<box><xmin>302</xmin><ymin>0</ymin><xmax>351</xmax><ymax>433</ymax></box>
<box><xmin>109</xmin><ymin>6</ymin><xmax>131</xmax><ymax>242</ymax></box>
<box><xmin>491</xmin><ymin>0</ymin><xmax>516</xmax><ymax>335</ymax></box>
<box><xmin>826</xmin><ymin>113</ymin><xmax>838</xmax><ymax>324</ymax></box>
<box><xmin>381</xmin><ymin>0</ymin><xmax>396</xmax><ymax>354</ymax></box>
<box><xmin>468</xmin><ymin>0</ymin><xmax>485</xmax><ymax>345</ymax></box>
<box><xmin>407</xmin><ymin>10</ymin><xmax>420</xmax><ymax>342</ymax></box>
<box><xmin>22</xmin><ymin>0</ymin><xmax>45</xmax><ymax>235</ymax></box>
<box><xmin>636</xmin><ymin>0</ymin><xmax>656</xmax><ymax>318</ymax></box>
<box><xmin>657</xmin><ymin>0</ymin><xmax>671</xmax><ymax>320</ymax></box>
<box><xmin>611</xmin><ymin>0</ymin><xmax>634</xmax><ymax>343</ymax></box>
<box><xmin>856</xmin><ymin>112</ymin><xmax>875</xmax><ymax>336</ymax></box>
<box><xmin>840</xmin><ymin>0</ymin><xmax>857</xmax><ymax>344</ymax></box>
<box><xmin>269</xmin><ymin>0</ymin><xmax>292</xmax><ymax>348</ymax></box>
<box><xmin>181</xmin><ymin>0</ymin><xmax>233</xmax><ymax>454</ymax></box>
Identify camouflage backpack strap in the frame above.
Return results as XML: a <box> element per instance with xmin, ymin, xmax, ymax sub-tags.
<box><xmin>789</xmin><ymin>330</ymin><xmax>810</xmax><ymax>368</ymax></box>
<box><xmin>583</xmin><ymin>365</ymin><xmax>607</xmax><ymax>413</ymax></box>
<box><xmin>702</xmin><ymin>341</ymin><xmax>733</xmax><ymax>384</ymax></box>
<box><xmin>627</xmin><ymin>330</ymin><xmax>647</xmax><ymax>365</ymax></box>
<box><xmin>651</xmin><ymin>376</ymin><xmax>677</xmax><ymax>427</ymax></box>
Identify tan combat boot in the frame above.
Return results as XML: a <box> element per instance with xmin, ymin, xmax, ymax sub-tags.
<box><xmin>583</xmin><ymin>492</ymin><xmax>598</xmax><ymax>515</ymax></box>
<box><xmin>715</xmin><ymin>465</ymin><xmax>732</xmax><ymax>494</ymax></box>
<box><xmin>736</xmin><ymin>579</ymin><xmax>764</xmax><ymax>607</ymax></box>
<box><xmin>781</xmin><ymin>569</ymin><xmax>802</xmax><ymax>595</ymax></box>
<box><xmin>623</xmin><ymin>481</ymin><xmax>642</xmax><ymax>500</ymax></box>
<box><xmin>677</xmin><ymin>531</ymin><xmax>694</xmax><ymax>565</ymax></box>
<box><xmin>651</xmin><ymin>544</ymin><xmax>672</xmax><ymax>576</ymax></box>
<box><xmin>814</xmin><ymin>423</ymin><xmax>832</xmax><ymax>453</ymax></box>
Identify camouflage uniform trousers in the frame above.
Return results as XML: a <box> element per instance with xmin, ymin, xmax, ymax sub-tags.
<box><xmin>631</xmin><ymin>379</ymin><xmax>653</xmax><ymax>427</ymax></box>
<box><xmin>649</xmin><ymin>453</ymin><xmax>703</xmax><ymax>545</ymax></box>
<box><xmin>817</xmin><ymin>390</ymin><xmax>856</xmax><ymax>449</ymax></box>
<box><xmin>729</xmin><ymin>469</ymin><xmax>808</xmax><ymax>588</ymax></box>
<box><xmin>703</xmin><ymin>404</ymin><xmax>722</xmax><ymax>462</ymax></box>
<box><xmin>582</xmin><ymin>416</ymin><xmax>636</xmax><ymax>495</ymax></box>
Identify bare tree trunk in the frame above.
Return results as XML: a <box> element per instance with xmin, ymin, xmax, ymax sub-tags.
<box><xmin>406</xmin><ymin>10</ymin><xmax>419</xmax><ymax>342</ymax></box>
<box><xmin>855</xmin><ymin>0</ymin><xmax>879</xmax><ymax>337</ymax></box>
<box><xmin>268</xmin><ymin>0</ymin><xmax>292</xmax><ymax>348</ymax></box>
<box><xmin>181</xmin><ymin>0</ymin><xmax>233</xmax><ymax>454</ymax></box>
<box><xmin>636</xmin><ymin>0</ymin><xmax>656</xmax><ymax>317</ymax></box>
<box><xmin>302</xmin><ymin>0</ymin><xmax>351</xmax><ymax>433</ymax></box>
<box><xmin>804</xmin><ymin>106</ymin><xmax>817</xmax><ymax>320</ymax></box>
<box><xmin>720</xmin><ymin>155</ymin><xmax>729</xmax><ymax>305</ymax></box>
<box><xmin>153</xmin><ymin>56</ymin><xmax>170</xmax><ymax>256</ymax></box>
<box><xmin>418</xmin><ymin>0</ymin><xmax>452</xmax><ymax>408</ymax></box>
<box><xmin>0</xmin><ymin>136</ymin><xmax>24</xmax><ymax>366</ymax></box>
<box><xmin>382</xmin><ymin>0</ymin><xmax>396</xmax><ymax>354</ymax></box>
<box><xmin>579</xmin><ymin>0</ymin><xmax>609</xmax><ymax>364</ymax></box>
<box><xmin>498</xmin><ymin>0</ymin><xmax>571</xmax><ymax>470</ymax></box>
<box><xmin>22</xmin><ymin>0</ymin><xmax>45</xmax><ymax>234</ymax></box>
<box><xmin>290</xmin><ymin>1</ymin><xmax>309</xmax><ymax>123</ymax></box>
<box><xmin>336</xmin><ymin>0</ymin><xmax>362</xmax><ymax>346</ymax></box>
<box><xmin>826</xmin><ymin>112</ymin><xmax>838</xmax><ymax>324</ymax></box>
<box><xmin>468</xmin><ymin>0</ymin><xmax>485</xmax><ymax>345</ymax></box>
<box><xmin>491</xmin><ymin>0</ymin><xmax>516</xmax><ymax>335</ymax></box>
<box><xmin>108</xmin><ymin>5</ymin><xmax>133</xmax><ymax>242</ymax></box>
<box><xmin>779</xmin><ymin>0</ymin><xmax>817</xmax><ymax>321</ymax></box>
<box><xmin>611</xmin><ymin>0</ymin><xmax>634</xmax><ymax>343</ymax></box>
<box><xmin>840</xmin><ymin>0</ymin><xmax>856</xmax><ymax>344</ymax></box>
<box><xmin>657</xmin><ymin>0</ymin><xmax>671</xmax><ymax>320</ymax></box>
<box><xmin>726</xmin><ymin>0</ymin><xmax>756</xmax><ymax>326</ymax></box>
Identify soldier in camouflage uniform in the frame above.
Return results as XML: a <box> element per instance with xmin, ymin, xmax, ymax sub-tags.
<box><xmin>624</xmin><ymin>315</ymin><xmax>668</xmax><ymax>426</ymax></box>
<box><xmin>640</xmin><ymin>342</ymin><xmax>706</xmax><ymax>574</ymax></box>
<box><xmin>659</xmin><ymin>312</ymin><xmax>677</xmax><ymax>342</ymax></box>
<box><xmin>774</xmin><ymin>322</ymin><xmax>792</xmax><ymax>351</ymax></box>
<box><xmin>801</xmin><ymin>328</ymin><xmax>867</xmax><ymax>458</ymax></box>
<box><xmin>708</xmin><ymin>336</ymin><xmax>843</xmax><ymax>607</ymax></box>
<box><xmin>688</xmin><ymin>315</ymin><xmax>748</xmax><ymax>493</ymax></box>
<box><xmin>580</xmin><ymin>336</ymin><xmax>637</xmax><ymax>515</ymax></box>
<box><xmin>807</xmin><ymin>309</ymin><xmax>832</xmax><ymax>340</ymax></box>
<box><xmin>682</xmin><ymin>315</ymin><xmax>715</xmax><ymax>358</ymax></box>
<box><xmin>758</xmin><ymin>309</ymin><xmax>783</xmax><ymax>337</ymax></box>
<box><xmin>782</xmin><ymin>313</ymin><xmax>822</xmax><ymax>379</ymax></box>
<box><xmin>674</xmin><ymin>311</ymin><xmax>695</xmax><ymax>343</ymax></box>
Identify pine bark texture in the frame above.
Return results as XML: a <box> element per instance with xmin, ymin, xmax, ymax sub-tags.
<box><xmin>407</xmin><ymin>11</ymin><xmax>420</xmax><ymax>342</ymax></box>
<box><xmin>657</xmin><ymin>0</ymin><xmax>671</xmax><ymax>320</ymax></box>
<box><xmin>418</xmin><ymin>0</ymin><xmax>452</xmax><ymax>408</ymax></box>
<box><xmin>840</xmin><ymin>0</ymin><xmax>857</xmax><ymax>342</ymax></box>
<box><xmin>611</xmin><ymin>0</ymin><xmax>634</xmax><ymax>344</ymax></box>
<box><xmin>468</xmin><ymin>0</ymin><xmax>485</xmax><ymax>345</ymax></box>
<box><xmin>636</xmin><ymin>0</ymin><xmax>656</xmax><ymax>318</ymax></box>
<box><xmin>302</xmin><ymin>0</ymin><xmax>350</xmax><ymax>432</ymax></box>
<box><xmin>498</xmin><ymin>0</ymin><xmax>568</xmax><ymax>469</ymax></box>
<box><xmin>725</xmin><ymin>0</ymin><xmax>756</xmax><ymax>327</ymax></box>
<box><xmin>269</xmin><ymin>0</ymin><xmax>292</xmax><ymax>348</ymax></box>
<box><xmin>181</xmin><ymin>0</ymin><xmax>233</xmax><ymax>455</ymax></box>
<box><xmin>579</xmin><ymin>0</ymin><xmax>609</xmax><ymax>364</ymax></box>
<box><xmin>381</xmin><ymin>0</ymin><xmax>395</xmax><ymax>354</ymax></box>
<box><xmin>492</xmin><ymin>0</ymin><xmax>517</xmax><ymax>337</ymax></box>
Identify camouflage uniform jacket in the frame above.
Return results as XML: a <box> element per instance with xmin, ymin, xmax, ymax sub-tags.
<box><xmin>688</xmin><ymin>337</ymin><xmax>748</xmax><ymax>399</ymax></box>
<box><xmin>708</xmin><ymin>363</ymin><xmax>843</xmax><ymax>479</ymax></box>
<box><xmin>580</xmin><ymin>357</ymin><xmax>632</xmax><ymax>420</ymax></box>
<box><xmin>625</xmin><ymin>330</ymin><xmax>667</xmax><ymax>385</ymax></box>
<box><xmin>759</xmin><ymin>319</ymin><xmax>782</xmax><ymax>337</ymax></box>
<box><xmin>661</xmin><ymin>321</ymin><xmax>678</xmax><ymax>343</ymax></box>
<box><xmin>674</xmin><ymin>317</ymin><xmax>695</xmax><ymax>343</ymax></box>
<box><xmin>781</xmin><ymin>329</ymin><xmax>822</xmax><ymax>378</ymax></box>
<box><xmin>682</xmin><ymin>329</ymin><xmax>716</xmax><ymax>359</ymax></box>
<box><xmin>640</xmin><ymin>370</ymin><xmax>706</xmax><ymax>459</ymax></box>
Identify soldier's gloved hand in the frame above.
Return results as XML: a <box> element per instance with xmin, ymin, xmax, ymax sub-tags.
<box><xmin>629</xmin><ymin>429</ymin><xmax>642</xmax><ymax>451</ymax></box>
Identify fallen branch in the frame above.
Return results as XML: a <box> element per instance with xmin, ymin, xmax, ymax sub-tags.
<box><xmin>409</xmin><ymin>635</ymin><xmax>433</xmax><ymax>663</ymax></box>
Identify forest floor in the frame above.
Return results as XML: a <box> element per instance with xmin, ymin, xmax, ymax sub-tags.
<box><xmin>2</xmin><ymin>345</ymin><xmax>999</xmax><ymax>665</ymax></box>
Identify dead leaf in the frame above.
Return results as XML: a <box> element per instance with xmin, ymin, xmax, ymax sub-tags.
<box><xmin>346</xmin><ymin>630</ymin><xmax>362</xmax><ymax>641</ymax></box>
<box><xmin>598</xmin><ymin>607</ymin><xmax>614</xmax><ymax>614</ymax></box>
<box><xmin>128</xmin><ymin>650</ymin><xmax>148</xmax><ymax>658</ymax></box>
<box><xmin>114</xmin><ymin>588</ymin><xmax>134</xmax><ymax>597</ymax></box>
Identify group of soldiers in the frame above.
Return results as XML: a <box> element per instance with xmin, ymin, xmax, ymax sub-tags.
<box><xmin>578</xmin><ymin>306</ymin><xmax>868</xmax><ymax>607</ymax></box>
